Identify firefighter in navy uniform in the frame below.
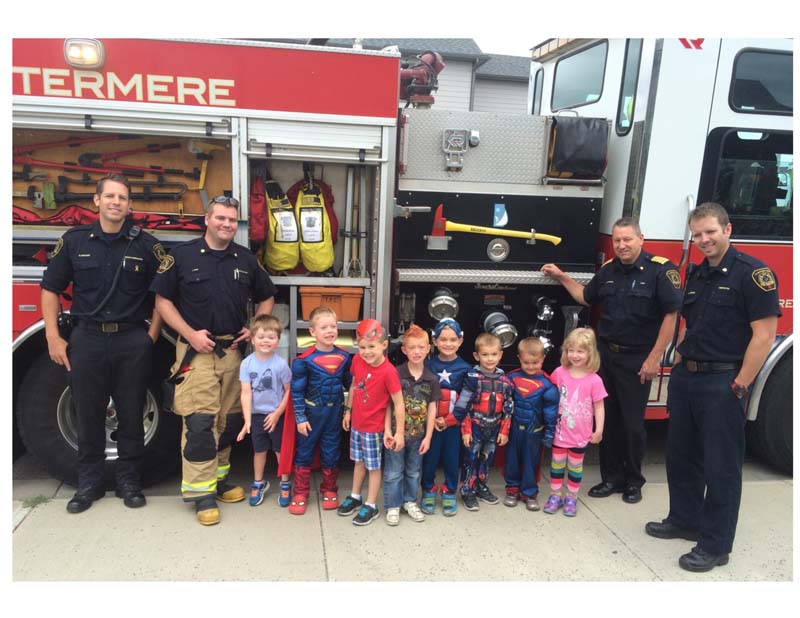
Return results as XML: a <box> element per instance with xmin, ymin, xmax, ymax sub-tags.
<box><xmin>646</xmin><ymin>203</ymin><xmax>779</xmax><ymax>572</ymax></box>
<box><xmin>152</xmin><ymin>196</ymin><xmax>276</xmax><ymax>525</ymax></box>
<box><xmin>542</xmin><ymin>216</ymin><xmax>682</xmax><ymax>504</ymax></box>
<box><xmin>41</xmin><ymin>174</ymin><xmax>165</xmax><ymax>514</ymax></box>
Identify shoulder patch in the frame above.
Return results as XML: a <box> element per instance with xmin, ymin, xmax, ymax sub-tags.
<box><xmin>666</xmin><ymin>269</ymin><xmax>681</xmax><ymax>289</ymax></box>
<box><xmin>157</xmin><ymin>254</ymin><xmax>175</xmax><ymax>274</ymax></box>
<box><xmin>650</xmin><ymin>255</ymin><xmax>669</xmax><ymax>265</ymax></box>
<box><xmin>52</xmin><ymin>237</ymin><xmax>64</xmax><ymax>257</ymax></box>
<box><xmin>752</xmin><ymin>267</ymin><xmax>777</xmax><ymax>292</ymax></box>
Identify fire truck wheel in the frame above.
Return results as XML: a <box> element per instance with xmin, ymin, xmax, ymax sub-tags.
<box><xmin>748</xmin><ymin>350</ymin><xmax>792</xmax><ymax>475</ymax></box>
<box><xmin>15</xmin><ymin>352</ymin><xmax>180</xmax><ymax>489</ymax></box>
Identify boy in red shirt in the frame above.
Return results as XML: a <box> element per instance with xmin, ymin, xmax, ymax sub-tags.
<box><xmin>338</xmin><ymin>319</ymin><xmax>405</xmax><ymax>526</ymax></box>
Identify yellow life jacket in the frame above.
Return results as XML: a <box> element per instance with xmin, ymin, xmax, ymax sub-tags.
<box><xmin>295</xmin><ymin>185</ymin><xmax>334</xmax><ymax>272</ymax></box>
<box><xmin>264</xmin><ymin>179</ymin><xmax>299</xmax><ymax>272</ymax></box>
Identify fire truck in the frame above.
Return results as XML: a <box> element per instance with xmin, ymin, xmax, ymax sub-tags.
<box><xmin>527</xmin><ymin>38</ymin><xmax>793</xmax><ymax>473</ymax></box>
<box><xmin>10</xmin><ymin>37</ymin><xmax>790</xmax><ymax>488</ymax></box>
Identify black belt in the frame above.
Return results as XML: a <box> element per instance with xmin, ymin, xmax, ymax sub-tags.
<box><xmin>602</xmin><ymin>339</ymin><xmax>650</xmax><ymax>353</ymax></box>
<box><xmin>684</xmin><ymin>359</ymin><xmax>740</xmax><ymax>373</ymax></box>
<box><xmin>168</xmin><ymin>334</ymin><xmax>237</xmax><ymax>384</ymax></box>
<box><xmin>79</xmin><ymin>320</ymin><xmax>143</xmax><ymax>333</ymax></box>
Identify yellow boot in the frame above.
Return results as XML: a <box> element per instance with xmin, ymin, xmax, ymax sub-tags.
<box><xmin>196</xmin><ymin>497</ymin><xmax>220</xmax><ymax>525</ymax></box>
<box><xmin>217</xmin><ymin>481</ymin><xmax>245</xmax><ymax>503</ymax></box>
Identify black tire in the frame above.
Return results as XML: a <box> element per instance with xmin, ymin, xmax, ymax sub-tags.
<box><xmin>748</xmin><ymin>351</ymin><xmax>792</xmax><ymax>475</ymax></box>
<box><xmin>15</xmin><ymin>352</ymin><xmax>180</xmax><ymax>489</ymax></box>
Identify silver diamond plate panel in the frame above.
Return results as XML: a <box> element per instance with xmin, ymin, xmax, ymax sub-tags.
<box><xmin>400</xmin><ymin>109</ymin><xmax>548</xmax><ymax>186</ymax></box>
<box><xmin>395</xmin><ymin>268</ymin><xmax>594</xmax><ymax>285</ymax></box>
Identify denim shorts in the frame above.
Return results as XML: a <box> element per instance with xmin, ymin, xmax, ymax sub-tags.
<box><xmin>349</xmin><ymin>428</ymin><xmax>384</xmax><ymax>470</ymax></box>
<box><xmin>251</xmin><ymin>413</ymin><xmax>284</xmax><ymax>453</ymax></box>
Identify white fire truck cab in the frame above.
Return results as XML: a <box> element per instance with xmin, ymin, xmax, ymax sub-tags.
<box><xmin>528</xmin><ymin>38</ymin><xmax>793</xmax><ymax>473</ymax></box>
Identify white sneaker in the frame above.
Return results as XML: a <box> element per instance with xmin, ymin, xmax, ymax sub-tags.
<box><xmin>403</xmin><ymin>501</ymin><xmax>426</xmax><ymax>522</ymax></box>
<box><xmin>386</xmin><ymin>507</ymin><xmax>400</xmax><ymax>526</ymax></box>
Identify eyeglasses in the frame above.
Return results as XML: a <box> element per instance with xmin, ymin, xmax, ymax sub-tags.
<box><xmin>209</xmin><ymin>196</ymin><xmax>240</xmax><ymax>208</ymax></box>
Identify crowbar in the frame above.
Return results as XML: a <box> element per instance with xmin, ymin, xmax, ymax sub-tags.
<box><xmin>428</xmin><ymin>204</ymin><xmax>561</xmax><ymax>248</ymax></box>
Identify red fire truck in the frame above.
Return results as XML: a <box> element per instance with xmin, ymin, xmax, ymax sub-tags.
<box><xmin>528</xmin><ymin>38</ymin><xmax>793</xmax><ymax>472</ymax></box>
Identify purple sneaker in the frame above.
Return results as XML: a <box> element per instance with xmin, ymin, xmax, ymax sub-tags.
<box><xmin>563</xmin><ymin>496</ymin><xmax>578</xmax><ymax>517</ymax></box>
<box><xmin>543</xmin><ymin>494</ymin><xmax>563</xmax><ymax>514</ymax></box>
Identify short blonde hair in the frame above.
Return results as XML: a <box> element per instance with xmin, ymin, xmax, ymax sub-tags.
<box><xmin>249</xmin><ymin>314</ymin><xmax>282</xmax><ymax>339</ymax></box>
<box><xmin>517</xmin><ymin>336</ymin><xmax>545</xmax><ymax>358</ymax></box>
<box><xmin>560</xmin><ymin>327</ymin><xmax>600</xmax><ymax>373</ymax></box>
<box><xmin>475</xmin><ymin>332</ymin><xmax>502</xmax><ymax>353</ymax></box>
<box><xmin>309</xmin><ymin>306</ymin><xmax>337</xmax><ymax>327</ymax></box>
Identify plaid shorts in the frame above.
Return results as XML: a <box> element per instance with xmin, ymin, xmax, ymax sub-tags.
<box><xmin>349</xmin><ymin>428</ymin><xmax>384</xmax><ymax>471</ymax></box>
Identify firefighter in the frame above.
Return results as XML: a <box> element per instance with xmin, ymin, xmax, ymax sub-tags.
<box><xmin>646</xmin><ymin>203</ymin><xmax>779</xmax><ymax>572</ymax></box>
<box><xmin>41</xmin><ymin>174</ymin><xmax>164</xmax><ymax>514</ymax></box>
<box><xmin>541</xmin><ymin>216</ymin><xmax>682</xmax><ymax>504</ymax></box>
<box><xmin>152</xmin><ymin>195</ymin><xmax>277</xmax><ymax>525</ymax></box>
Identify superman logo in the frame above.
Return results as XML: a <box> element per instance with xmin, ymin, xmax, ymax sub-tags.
<box><xmin>512</xmin><ymin>376</ymin><xmax>542</xmax><ymax>395</ymax></box>
<box><xmin>313</xmin><ymin>353</ymin><xmax>346</xmax><ymax>375</ymax></box>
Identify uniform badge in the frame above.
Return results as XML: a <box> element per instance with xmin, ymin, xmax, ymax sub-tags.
<box><xmin>752</xmin><ymin>267</ymin><xmax>776</xmax><ymax>292</ymax></box>
<box><xmin>52</xmin><ymin>237</ymin><xmax>64</xmax><ymax>257</ymax></box>
<box><xmin>154</xmin><ymin>243</ymin><xmax>174</xmax><ymax>273</ymax></box>
<box><xmin>157</xmin><ymin>254</ymin><xmax>175</xmax><ymax>274</ymax></box>
<box><xmin>666</xmin><ymin>269</ymin><xmax>681</xmax><ymax>289</ymax></box>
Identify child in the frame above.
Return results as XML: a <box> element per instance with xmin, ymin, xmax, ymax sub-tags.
<box><xmin>543</xmin><ymin>327</ymin><xmax>607</xmax><ymax>517</ymax></box>
<box><xmin>338</xmin><ymin>319</ymin><xmax>405</xmax><ymax>526</ymax></box>
<box><xmin>455</xmin><ymin>332</ymin><xmax>514</xmax><ymax>512</ymax></box>
<box><xmin>284</xmin><ymin>306</ymin><xmax>352</xmax><ymax>515</ymax></box>
<box><xmin>504</xmin><ymin>337</ymin><xmax>559</xmax><ymax>511</ymax></box>
<box><xmin>384</xmin><ymin>325</ymin><xmax>440</xmax><ymax>525</ymax></box>
<box><xmin>236</xmin><ymin>315</ymin><xmax>292</xmax><ymax>506</ymax></box>
<box><xmin>421</xmin><ymin>318</ymin><xmax>471</xmax><ymax>516</ymax></box>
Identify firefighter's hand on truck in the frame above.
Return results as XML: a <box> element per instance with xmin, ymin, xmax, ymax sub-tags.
<box><xmin>540</xmin><ymin>263</ymin><xmax>564</xmax><ymax>280</ymax></box>
<box><xmin>297</xmin><ymin>421</ymin><xmax>311</xmax><ymax>436</ymax></box>
<box><xmin>638</xmin><ymin>355</ymin><xmax>661</xmax><ymax>383</ymax></box>
<box><xmin>187</xmin><ymin>329</ymin><xmax>216</xmax><ymax>353</ymax></box>
<box><xmin>47</xmin><ymin>336</ymin><xmax>71</xmax><ymax>372</ymax></box>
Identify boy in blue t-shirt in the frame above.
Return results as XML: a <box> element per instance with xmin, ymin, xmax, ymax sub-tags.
<box><xmin>236</xmin><ymin>315</ymin><xmax>292</xmax><ymax>506</ymax></box>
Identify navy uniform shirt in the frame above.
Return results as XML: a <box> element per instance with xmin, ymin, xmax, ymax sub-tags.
<box><xmin>583</xmin><ymin>250</ymin><xmax>683</xmax><ymax>346</ymax></box>
<box><xmin>41</xmin><ymin>220</ymin><xmax>164</xmax><ymax>323</ymax></box>
<box><xmin>678</xmin><ymin>246</ymin><xmax>780</xmax><ymax>362</ymax></box>
<box><xmin>150</xmin><ymin>236</ymin><xmax>277</xmax><ymax>335</ymax></box>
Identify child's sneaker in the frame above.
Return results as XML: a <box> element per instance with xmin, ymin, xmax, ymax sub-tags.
<box><xmin>385</xmin><ymin>507</ymin><xmax>400</xmax><ymax>526</ymax></box>
<box><xmin>543</xmin><ymin>493</ymin><xmax>564</xmax><ymax>514</ymax></box>
<box><xmin>321</xmin><ymin>491</ymin><xmax>339</xmax><ymax>510</ymax></box>
<box><xmin>278</xmin><ymin>481</ymin><xmax>291</xmax><ymax>507</ymax></box>
<box><xmin>503</xmin><ymin>491</ymin><xmax>519</xmax><ymax>507</ymax></box>
<box><xmin>353</xmin><ymin>504</ymin><xmax>379</xmax><ymax>526</ymax></box>
<box><xmin>249</xmin><ymin>480</ymin><xmax>269</xmax><ymax>506</ymax></box>
<box><xmin>441</xmin><ymin>491</ymin><xmax>457</xmax><ymax>516</ymax></box>
<box><xmin>462</xmin><ymin>492</ymin><xmax>480</xmax><ymax>511</ymax></box>
<box><xmin>403</xmin><ymin>501</ymin><xmax>426</xmax><ymax>522</ymax></box>
<box><xmin>337</xmin><ymin>495</ymin><xmax>363</xmax><ymax>516</ymax></box>
<box><xmin>476</xmin><ymin>482</ymin><xmax>499</xmax><ymax>505</ymax></box>
<box><xmin>563</xmin><ymin>495</ymin><xmax>578</xmax><ymax>517</ymax></box>
<box><xmin>420</xmin><ymin>486</ymin><xmax>438</xmax><ymax>515</ymax></box>
<box><xmin>525</xmin><ymin>495</ymin><xmax>541</xmax><ymax>511</ymax></box>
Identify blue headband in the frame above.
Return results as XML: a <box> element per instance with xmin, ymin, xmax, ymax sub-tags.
<box><xmin>433</xmin><ymin>318</ymin><xmax>463</xmax><ymax>339</ymax></box>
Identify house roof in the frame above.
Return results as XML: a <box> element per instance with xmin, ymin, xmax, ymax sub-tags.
<box><xmin>324</xmin><ymin>38</ymin><xmax>484</xmax><ymax>59</ymax></box>
<box><xmin>475</xmin><ymin>53</ymin><xmax>531</xmax><ymax>81</ymax></box>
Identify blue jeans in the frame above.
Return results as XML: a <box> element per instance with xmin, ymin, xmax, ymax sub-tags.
<box><xmin>383</xmin><ymin>436</ymin><xmax>423</xmax><ymax>508</ymax></box>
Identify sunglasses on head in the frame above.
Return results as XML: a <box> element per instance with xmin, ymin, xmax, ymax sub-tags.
<box><xmin>209</xmin><ymin>196</ymin><xmax>240</xmax><ymax>207</ymax></box>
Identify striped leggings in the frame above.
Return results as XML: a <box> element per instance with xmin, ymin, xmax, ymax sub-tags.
<box><xmin>549</xmin><ymin>446</ymin><xmax>586</xmax><ymax>495</ymax></box>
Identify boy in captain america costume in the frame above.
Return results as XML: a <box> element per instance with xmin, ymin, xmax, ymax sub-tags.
<box><xmin>420</xmin><ymin>318</ymin><xmax>472</xmax><ymax>516</ymax></box>
<box><xmin>280</xmin><ymin>306</ymin><xmax>351</xmax><ymax>515</ymax></box>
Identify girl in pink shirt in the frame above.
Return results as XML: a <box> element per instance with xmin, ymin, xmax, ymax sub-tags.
<box><xmin>543</xmin><ymin>328</ymin><xmax>607</xmax><ymax>517</ymax></box>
